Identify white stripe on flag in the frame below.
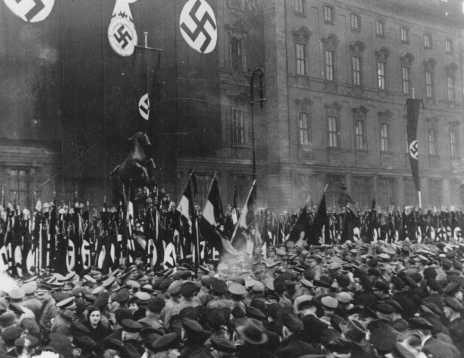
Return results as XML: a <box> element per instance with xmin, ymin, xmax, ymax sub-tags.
<box><xmin>177</xmin><ymin>195</ymin><xmax>190</xmax><ymax>220</ymax></box>
<box><xmin>203</xmin><ymin>200</ymin><xmax>216</xmax><ymax>226</ymax></box>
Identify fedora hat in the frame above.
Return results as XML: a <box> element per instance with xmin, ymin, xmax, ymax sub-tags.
<box><xmin>236</xmin><ymin>319</ymin><xmax>268</xmax><ymax>345</ymax></box>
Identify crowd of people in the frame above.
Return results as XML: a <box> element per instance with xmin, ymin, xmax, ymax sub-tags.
<box><xmin>0</xmin><ymin>222</ymin><xmax>462</xmax><ymax>357</ymax></box>
<box><xmin>1</xmin><ymin>185</ymin><xmax>464</xmax><ymax>357</ymax></box>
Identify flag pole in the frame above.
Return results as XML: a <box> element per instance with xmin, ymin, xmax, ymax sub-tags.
<box><xmin>231</xmin><ymin>180</ymin><xmax>256</xmax><ymax>245</ymax></box>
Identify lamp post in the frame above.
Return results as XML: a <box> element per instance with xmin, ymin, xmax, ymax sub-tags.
<box><xmin>250</xmin><ymin>68</ymin><xmax>265</xmax><ymax>180</ymax></box>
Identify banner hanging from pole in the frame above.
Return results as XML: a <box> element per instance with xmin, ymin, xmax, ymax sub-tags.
<box><xmin>406</xmin><ymin>98</ymin><xmax>422</xmax><ymax>194</ymax></box>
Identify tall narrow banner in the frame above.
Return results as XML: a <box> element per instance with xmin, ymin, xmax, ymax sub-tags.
<box><xmin>406</xmin><ymin>99</ymin><xmax>422</xmax><ymax>192</ymax></box>
<box><xmin>108</xmin><ymin>0</ymin><xmax>138</xmax><ymax>57</ymax></box>
<box><xmin>179</xmin><ymin>0</ymin><xmax>217</xmax><ymax>54</ymax></box>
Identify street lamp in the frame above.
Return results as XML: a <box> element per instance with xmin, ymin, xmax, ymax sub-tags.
<box><xmin>250</xmin><ymin>68</ymin><xmax>265</xmax><ymax>180</ymax></box>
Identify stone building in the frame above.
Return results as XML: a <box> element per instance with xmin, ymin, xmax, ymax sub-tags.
<box><xmin>1</xmin><ymin>0</ymin><xmax>463</xmax><ymax>210</ymax></box>
<box><xmin>257</xmin><ymin>0</ymin><xmax>464</xmax><ymax>210</ymax></box>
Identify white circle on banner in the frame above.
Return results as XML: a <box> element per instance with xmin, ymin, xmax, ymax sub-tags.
<box><xmin>107</xmin><ymin>16</ymin><xmax>138</xmax><ymax>57</ymax></box>
<box><xmin>409</xmin><ymin>140</ymin><xmax>419</xmax><ymax>160</ymax></box>
<box><xmin>138</xmin><ymin>93</ymin><xmax>150</xmax><ymax>121</ymax></box>
<box><xmin>179</xmin><ymin>0</ymin><xmax>217</xmax><ymax>54</ymax></box>
<box><xmin>3</xmin><ymin>0</ymin><xmax>55</xmax><ymax>23</ymax></box>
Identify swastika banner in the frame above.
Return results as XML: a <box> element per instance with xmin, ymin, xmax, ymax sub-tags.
<box><xmin>3</xmin><ymin>0</ymin><xmax>55</xmax><ymax>23</ymax></box>
<box><xmin>406</xmin><ymin>99</ymin><xmax>422</xmax><ymax>192</ymax></box>
<box><xmin>108</xmin><ymin>0</ymin><xmax>138</xmax><ymax>57</ymax></box>
<box><xmin>179</xmin><ymin>0</ymin><xmax>217</xmax><ymax>54</ymax></box>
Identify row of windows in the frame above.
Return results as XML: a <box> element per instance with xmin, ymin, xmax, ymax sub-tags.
<box><xmin>295</xmin><ymin>45</ymin><xmax>457</xmax><ymax>103</ymax></box>
<box><xmin>293</xmin><ymin>1</ymin><xmax>454</xmax><ymax>52</ymax></box>
<box><xmin>296</xmin><ymin>110</ymin><xmax>460</xmax><ymax>160</ymax></box>
<box><xmin>230</xmin><ymin>107</ymin><xmax>460</xmax><ymax>160</ymax></box>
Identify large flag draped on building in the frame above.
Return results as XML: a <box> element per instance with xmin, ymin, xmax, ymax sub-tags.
<box><xmin>407</xmin><ymin>98</ymin><xmax>422</xmax><ymax>193</ymax></box>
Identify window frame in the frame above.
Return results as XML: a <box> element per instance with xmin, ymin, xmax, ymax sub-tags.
<box><xmin>298</xmin><ymin>112</ymin><xmax>311</xmax><ymax>146</ymax></box>
<box><xmin>380</xmin><ymin>123</ymin><xmax>390</xmax><ymax>152</ymax></box>
<box><xmin>445</xmin><ymin>39</ymin><xmax>453</xmax><ymax>53</ymax></box>
<box><xmin>377</xmin><ymin>61</ymin><xmax>386</xmax><ymax>90</ymax></box>
<box><xmin>323</xmin><ymin>5</ymin><xmax>334</xmax><ymax>24</ymax></box>
<box><xmin>447</xmin><ymin>74</ymin><xmax>456</xmax><ymax>104</ymax></box>
<box><xmin>295</xmin><ymin>43</ymin><xmax>307</xmax><ymax>76</ymax></box>
<box><xmin>401</xmin><ymin>65</ymin><xmax>410</xmax><ymax>95</ymax></box>
<box><xmin>325</xmin><ymin>49</ymin><xmax>335</xmax><ymax>81</ymax></box>
<box><xmin>351</xmin><ymin>55</ymin><xmax>361</xmax><ymax>87</ymax></box>
<box><xmin>294</xmin><ymin>0</ymin><xmax>305</xmax><ymax>15</ymax></box>
<box><xmin>376</xmin><ymin>20</ymin><xmax>385</xmax><ymax>38</ymax></box>
<box><xmin>231</xmin><ymin>108</ymin><xmax>247</xmax><ymax>146</ymax></box>
<box><xmin>400</xmin><ymin>26</ymin><xmax>409</xmax><ymax>44</ymax></box>
<box><xmin>354</xmin><ymin>118</ymin><xmax>367</xmax><ymax>151</ymax></box>
<box><xmin>428</xmin><ymin>128</ymin><xmax>438</xmax><ymax>156</ymax></box>
<box><xmin>350</xmin><ymin>13</ymin><xmax>361</xmax><ymax>32</ymax></box>
<box><xmin>425</xmin><ymin>70</ymin><xmax>434</xmax><ymax>99</ymax></box>
<box><xmin>424</xmin><ymin>34</ymin><xmax>432</xmax><ymax>49</ymax></box>
<box><xmin>328</xmin><ymin>112</ymin><xmax>339</xmax><ymax>148</ymax></box>
<box><xmin>450</xmin><ymin>125</ymin><xmax>459</xmax><ymax>160</ymax></box>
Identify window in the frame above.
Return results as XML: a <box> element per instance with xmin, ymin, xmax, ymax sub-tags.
<box><xmin>377</xmin><ymin>61</ymin><xmax>385</xmax><ymax>90</ymax></box>
<box><xmin>447</xmin><ymin>74</ymin><xmax>456</xmax><ymax>104</ymax></box>
<box><xmin>325</xmin><ymin>50</ymin><xmax>335</xmax><ymax>81</ymax></box>
<box><xmin>355</xmin><ymin>119</ymin><xmax>366</xmax><ymax>150</ymax></box>
<box><xmin>424</xmin><ymin>34</ymin><xmax>432</xmax><ymax>49</ymax></box>
<box><xmin>400</xmin><ymin>26</ymin><xmax>409</xmax><ymax>43</ymax></box>
<box><xmin>296</xmin><ymin>43</ymin><xmax>306</xmax><ymax>75</ymax></box>
<box><xmin>380</xmin><ymin>123</ymin><xmax>389</xmax><ymax>152</ymax></box>
<box><xmin>428</xmin><ymin>129</ymin><xmax>437</xmax><ymax>156</ymax></box>
<box><xmin>425</xmin><ymin>70</ymin><xmax>433</xmax><ymax>98</ymax></box>
<box><xmin>328</xmin><ymin>115</ymin><xmax>339</xmax><ymax>148</ymax></box>
<box><xmin>402</xmin><ymin>66</ymin><xmax>410</xmax><ymax>95</ymax></box>
<box><xmin>376</xmin><ymin>20</ymin><xmax>385</xmax><ymax>37</ymax></box>
<box><xmin>323</xmin><ymin>5</ymin><xmax>334</xmax><ymax>24</ymax></box>
<box><xmin>352</xmin><ymin>56</ymin><xmax>361</xmax><ymax>86</ymax></box>
<box><xmin>450</xmin><ymin>126</ymin><xmax>459</xmax><ymax>159</ymax></box>
<box><xmin>231</xmin><ymin>109</ymin><xmax>247</xmax><ymax>146</ymax></box>
<box><xmin>7</xmin><ymin>169</ymin><xmax>29</xmax><ymax>207</ymax></box>
<box><xmin>445</xmin><ymin>39</ymin><xmax>453</xmax><ymax>53</ymax></box>
<box><xmin>298</xmin><ymin>112</ymin><xmax>311</xmax><ymax>146</ymax></box>
<box><xmin>350</xmin><ymin>13</ymin><xmax>361</xmax><ymax>31</ymax></box>
<box><xmin>294</xmin><ymin>0</ymin><xmax>304</xmax><ymax>14</ymax></box>
<box><xmin>230</xmin><ymin>37</ymin><xmax>245</xmax><ymax>71</ymax></box>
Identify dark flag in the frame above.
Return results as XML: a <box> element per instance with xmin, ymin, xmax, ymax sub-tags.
<box><xmin>407</xmin><ymin>98</ymin><xmax>422</xmax><ymax>193</ymax></box>
<box><xmin>177</xmin><ymin>173</ymin><xmax>197</xmax><ymax>228</ymax></box>
<box><xmin>177</xmin><ymin>172</ymin><xmax>198</xmax><ymax>264</ymax></box>
<box><xmin>288</xmin><ymin>207</ymin><xmax>310</xmax><ymax>242</ymax></box>
<box><xmin>200</xmin><ymin>176</ymin><xmax>224</xmax><ymax>253</ymax></box>
<box><xmin>310</xmin><ymin>194</ymin><xmax>330</xmax><ymax>245</ymax></box>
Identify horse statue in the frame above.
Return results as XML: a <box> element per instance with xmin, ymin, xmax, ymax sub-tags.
<box><xmin>110</xmin><ymin>132</ymin><xmax>157</xmax><ymax>204</ymax></box>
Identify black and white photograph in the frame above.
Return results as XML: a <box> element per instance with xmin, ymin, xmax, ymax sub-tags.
<box><xmin>0</xmin><ymin>0</ymin><xmax>463</xmax><ymax>357</ymax></box>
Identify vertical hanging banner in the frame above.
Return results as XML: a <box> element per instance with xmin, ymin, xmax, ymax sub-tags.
<box><xmin>3</xmin><ymin>0</ymin><xmax>55</xmax><ymax>23</ymax></box>
<box><xmin>179</xmin><ymin>0</ymin><xmax>217</xmax><ymax>54</ymax></box>
<box><xmin>406</xmin><ymin>99</ymin><xmax>422</xmax><ymax>192</ymax></box>
<box><xmin>138</xmin><ymin>93</ymin><xmax>150</xmax><ymax>120</ymax></box>
<box><xmin>107</xmin><ymin>0</ymin><xmax>138</xmax><ymax>57</ymax></box>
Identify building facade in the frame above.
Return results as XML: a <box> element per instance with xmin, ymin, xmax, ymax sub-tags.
<box><xmin>1</xmin><ymin>0</ymin><xmax>463</xmax><ymax>211</ymax></box>
<box><xmin>255</xmin><ymin>0</ymin><xmax>464</xmax><ymax>211</ymax></box>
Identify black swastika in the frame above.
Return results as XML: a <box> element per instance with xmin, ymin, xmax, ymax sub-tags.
<box><xmin>113</xmin><ymin>24</ymin><xmax>133</xmax><ymax>49</ymax></box>
<box><xmin>15</xmin><ymin>0</ymin><xmax>45</xmax><ymax>21</ymax></box>
<box><xmin>181</xmin><ymin>0</ymin><xmax>217</xmax><ymax>53</ymax></box>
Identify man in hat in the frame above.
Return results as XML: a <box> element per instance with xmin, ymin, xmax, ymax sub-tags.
<box><xmin>179</xmin><ymin>318</ymin><xmax>212</xmax><ymax>357</ymax></box>
<box><xmin>235</xmin><ymin>319</ymin><xmax>277</xmax><ymax>358</ymax></box>
<box><xmin>138</xmin><ymin>297</ymin><xmax>165</xmax><ymax>331</ymax></box>
<box><xmin>35</xmin><ymin>285</ymin><xmax>57</xmax><ymax>335</ymax></box>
